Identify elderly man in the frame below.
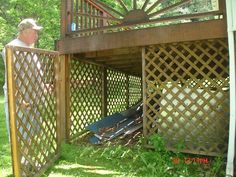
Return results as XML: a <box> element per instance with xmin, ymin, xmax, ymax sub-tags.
<box><xmin>2</xmin><ymin>18</ymin><xmax>43</xmax><ymax>140</ymax></box>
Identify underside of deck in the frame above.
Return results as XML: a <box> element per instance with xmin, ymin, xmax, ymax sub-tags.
<box><xmin>57</xmin><ymin>19</ymin><xmax>227</xmax><ymax>76</ymax></box>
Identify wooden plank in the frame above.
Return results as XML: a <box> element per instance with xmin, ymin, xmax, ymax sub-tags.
<box><xmin>57</xmin><ymin>19</ymin><xmax>227</xmax><ymax>54</ymax></box>
<box><xmin>58</xmin><ymin>55</ymin><xmax>66</xmax><ymax>141</ymax></box>
<box><xmin>61</xmin><ymin>0</ymin><xmax>67</xmax><ymax>37</ymax></box>
<box><xmin>133</xmin><ymin>0</ymin><xmax>137</xmax><ymax>10</ymax></box>
<box><xmin>146</xmin><ymin>0</ymin><xmax>164</xmax><ymax>14</ymax></box>
<box><xmin>93</xmin><ymin>0</ymin><xmax>125</xmax><ymax>17</ymax></box>
<box><xmin>142</xmin><ymin>0</ymin><xmax>150</xmax><ymax>11</ymax></box>
<box><xmin>83</xmin><ymin>47</ymin><xmax>141</xmax><ymax>58</ymax></box>
<box><xmin>101</xmin><ymin>57</ymin><xmax>141</xmax><ymax>64</ymax></box>
<box><xmin>76</xmin><ymin>12</ymin><xmax>122</xmax><ymax>22</ymax></box>
<box><xmin>102</xmin><ymin>67</ymin><xmax>108</xmax><ymax>117</ymax></box>
<box><xmin>65</xmin><ymin>55</ymin><xmax>71</xmax><ymax>141</ymax></box>
<box><xmin>142</xmin><ymin>47</ymin><xmax>147</xmax><ymax>138</ymax></box>
<box><xmin>148</xmin><ymin>0</ymin><xmax>191</xmax><ymax>18</ymax></box>
<box><xmin>6</xmin><ymin>47</ymin><xmax>21</xmax><ymax>177</ymax></box>
<box><xmin>126</xmin><ymin>74</ymin><xmax>129</xmax><ymax>109</ymax></box>
<box><xmin>116</xmin><ymin>0</ymin><xmax>129</xmax><ymax>13</ymax></box>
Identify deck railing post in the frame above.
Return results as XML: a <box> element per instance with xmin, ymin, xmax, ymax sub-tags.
<box><xmin>61</xmin><ymin>0</ymin><xmax>67</xmax><ymax>37</ymax></box>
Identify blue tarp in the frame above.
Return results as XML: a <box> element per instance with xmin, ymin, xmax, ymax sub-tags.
<box><xmin>85</xmin><ymin>112</ymin><xmax>126</xmax><ymax>133</ymax></box>
<box><xmin>86</xmin><ymin>101</ymin><xmax>143</xmax><ymax>144</ymax></box>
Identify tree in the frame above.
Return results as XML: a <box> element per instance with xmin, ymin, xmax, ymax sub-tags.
<box><xmin>0</xmin><ymin>0</ymin><xmax>60</xmax><ymax>93</ymax></box>
<box><xmin>0</xmin><ymin>0</ymin><xmax>60</xmax><ymax>50</ymax></box>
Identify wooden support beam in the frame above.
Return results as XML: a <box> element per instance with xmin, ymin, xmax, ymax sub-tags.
<box><xmin>57</xmin><ymin>19</ymin><xmax>227</xmax><ymax>54</ymax></box>
<box><xmin>65</xmin><ymin>55</ymin><xmax>71</xmax><ymax>142</ymax></box>
<box><xmin>58</xmin><ymin>55</ymin><xmax>67</xmax><ymax>142</ymax></box>
<box><xmin>102</xmin><ymin>67</ymin><xmax>108</xmax><ymax>117</ymax></box>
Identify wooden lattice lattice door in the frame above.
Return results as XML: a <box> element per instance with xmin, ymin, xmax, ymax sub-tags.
<box><xmin>6</xmin><ymin>46</ymin><xmax>60</xmax><ymax>177</ymax></box>
<box><xmin>143</xmin><ymin>39</ymin><xmax>229</xmax><ymax>156</ymax></box>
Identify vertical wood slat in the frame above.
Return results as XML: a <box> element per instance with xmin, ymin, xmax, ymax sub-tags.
<box><xmin>57</xmin><ymin>55</ymin><xmax>67</xmax><ymax>141</ymax></box>
<box><xmin>84</xmin><ymin>1</ymin><xmax>88</xmax><ymax>30</ymax></box>
<box><xmin>66</xmin><ymin>55</ymin><xmax>71</xmax><ymax>141</ymax></box>
<box><xmin>55</xmin><ymin>52</ymin><xmax>61</xmax><ymax>149</ymax></box>
<box><xmin>142</xmin><ymin>47</ymin><xmax>147</xmax><ymax>139</ymax></box>
<box><xmin>69</xmin><ymin>0</ymin><xmax>74</xmax><ymax>32</ymax></box>
<box><xmin>80</xmin><ymin>0</ymin><xmax>84</xmax><ymax>30</ymax></box>
<box><xmin>75</xmin><ymin>0</ymin><xmax>79</xmax><ymax>31</ymax></box>
<box><xmin>61</xmin><ymin>0</ymin><xmax>67</xmax><ymax>37</ymax></box>
<box><xmin>89</xmin><ymin>4</ymin><xmax>93</xmax><ymax>35</ymax></box>
<box><xmin>102</xmin><ymin>67</ymin><xmax>108</xmax><ymax>117</ymax></box>
<box><xmin>133</xmin><ymin>0</ymin><xmax>137</xmax><ymax>10</ymax></box>
<box><xmin>6</xmin><ymin>46</ymin><xmax>21</xmax><ymax>177</ymax></box>
<box><xmin>126</xmin><ymin>74</ymin><xmax>129</xmax><ymax>109</ymax></box>
<box><xmin>92</xmin><ymin>6</ymin><xmax>96</xmax><ymax>34</ymax></box>
<box><xmin>142</xmin><ymin>0</ymin><xmax>150</xmax><ymax>10</ymax></box>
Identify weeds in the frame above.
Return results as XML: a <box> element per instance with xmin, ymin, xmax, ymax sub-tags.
<box><xmin>0</xmin><ymin>93</ymin><xmax>226</xmax><ymax>177</ymax></box>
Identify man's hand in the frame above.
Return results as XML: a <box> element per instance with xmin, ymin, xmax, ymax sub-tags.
<box><xmin>22</xmin><ymin>100</ymin><xmax>30</xmax><ymax>109</ymax></box>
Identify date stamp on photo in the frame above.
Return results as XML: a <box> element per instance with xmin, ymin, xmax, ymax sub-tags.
<box><xmin>172</xmin><ymin>157</ymin><xmax>209</xmax><ymax>165</ymax></box>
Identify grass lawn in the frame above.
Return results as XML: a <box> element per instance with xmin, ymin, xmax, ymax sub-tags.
<box><xmin>0</xmin><ymin>95</ymin><xmax>226</xmax><ymax>177</ymax></box>
<box><xmin>0</xmin><ymin>95</ymin><xmax>12</xmax><ymax>177</ymax></box>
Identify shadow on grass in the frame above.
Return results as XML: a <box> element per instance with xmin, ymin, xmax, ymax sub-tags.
<box><xmin>44</xmin><ymin>143</ymin><xmax>134</xmax><ymax>177</ymax></box>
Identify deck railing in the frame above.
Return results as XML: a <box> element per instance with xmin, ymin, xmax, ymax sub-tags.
<box><xmin>62</xmin><ymin>0</ymin><xmax>225</xmax><ymax>37</ymax></box>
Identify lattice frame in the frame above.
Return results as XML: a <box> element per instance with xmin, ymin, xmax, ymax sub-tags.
<box><xmin>7</xmin><ymin>46</ymin><xmax>60</xmax><ymax>176</ymax></box>
<box><xmin>68</xmin><ymin>59</ymin><xmax>103</xmax><ymax>138</ymax></box>
<box><xmin>143</xmin><ymin>39</ymin><xmax>229</xmax><ymax>156</ymax></box>
<box><xmin>106</xmin><ymin>69</ymin><xmax>128</xmax><ymax>115</ymax></box>
<box><xmin>128</xmin><ymin>75</ymin><xmax>142</xmax><ymax>107</ymax></box>
<box><xmin>68</xmin><ymin>58</ymin><xmax>142</xmax><ymax>140</ymax></box>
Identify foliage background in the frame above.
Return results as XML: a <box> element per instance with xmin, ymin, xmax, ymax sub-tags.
<box><xmin>0</xmin><ymin>0</ymin><xmax>60</xmax><ymax>94</ymax></box>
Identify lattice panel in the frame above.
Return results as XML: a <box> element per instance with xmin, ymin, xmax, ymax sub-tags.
<box><xmin>129</xmin><ymin>75</ymin><xmax>142</xmax><ymax>107</ymax></box>
<box><xmin>8</xmin><ymin>47</ymin><xmax>59</xmax><ymax>176</ymax></box>
<box><xmin>107</xmin><ymin>69</ymin><xmax>127</xmax><ymax>115</ymax></box>
<box><xmin>143</xmin><ymin>39</ymin><xmax>229</xmax><ymax>156</ymax></box>
<box><xmin>69</xmin><ymin>59</ymin><xmax>103</xmax><ymax>138</ymax></box>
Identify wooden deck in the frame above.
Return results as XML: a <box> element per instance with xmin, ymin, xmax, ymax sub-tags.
<box><xmin>56</xmin><ymin>0</ymin><xmax>230</xmax><ymax>157</ymax></box>
<box><xmin>57</xmin><ymin>19</ymin><xmax>227</xmax><ymax>76</ymax></box>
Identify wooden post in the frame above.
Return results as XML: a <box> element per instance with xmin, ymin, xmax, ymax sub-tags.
<box><xmin>65</xmin><ymin>55</ymin><xmax>71</xmax><ymax>141</ymax></box>
<box><xmin>6</xmin><ymin>46</ymin><xmax>21</xmax><ymax>177</ymax></box>
<box><xmin>55</xmin><ymin>53</ymin><xmax>62</xmax><ymax>150</ymax></box>
<box><xmin>57</xmin><ymin>55</ymin><xmax>67</xmax><ymax>142</ymax></box>
<box><xmin>142</xmin><ymin>47</ymin><xmax>147</xmax><ymax>137</ymax></box>
<box><xmin>126</xmin><ymin>74</ymin><xmax>129</xmax><ymax>109</ymax></box>
<box><xmin>102</xmin><ymin>67</ymin><xmax>108</xmax><ymax>117</ymax></box>
<box><xmin>219</xmin><ymin>0</ymin><xmax>226</xmax><ymax>16</ymax></box>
